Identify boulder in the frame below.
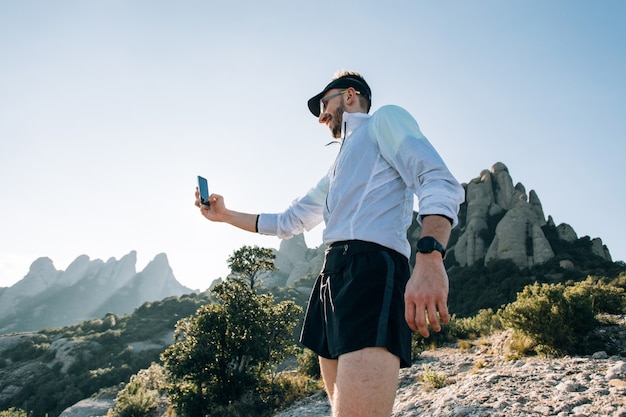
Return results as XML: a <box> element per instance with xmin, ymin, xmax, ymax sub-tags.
<box><xmin>557</xmin><ymin>223</ymin><xmax>578</xmax><ymax>242</ymax></box>
<box><xmin>485</xmin><ymin>204</ymin><xmax>554</xmax><ymax>268</ymax></box>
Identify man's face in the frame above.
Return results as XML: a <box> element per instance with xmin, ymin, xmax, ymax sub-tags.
<box><xmin>319</xmin><ymin>89</ymin><xmax>346</xmax><ymax>139</ymax></box>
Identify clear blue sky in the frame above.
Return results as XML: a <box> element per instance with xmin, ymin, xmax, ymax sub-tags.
<box><xmin>1</xmin><ymin>0</ymin><xmax>625</xmax><ymax>290</ymax></box>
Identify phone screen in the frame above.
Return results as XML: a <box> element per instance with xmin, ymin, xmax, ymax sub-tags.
<box><xmin>197</xmin><ymin>176</ymin><xmax>210</xmax><ymax>207</ymax></box>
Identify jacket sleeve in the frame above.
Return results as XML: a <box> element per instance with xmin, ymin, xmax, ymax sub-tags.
<box><xmin>256</xmin><ymin>175</ymin><xmax>328</xmax><ymax>239</ymax></box>
<box><xmin>369</xmin><ymin>105</ymin><xmax>465</xmax><ymax>227</ymax></box>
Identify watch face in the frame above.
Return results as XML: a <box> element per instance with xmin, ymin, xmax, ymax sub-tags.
<box><xmin>417</xmin><ymin>236</ymin><xmax>445</xmax><ymax>257</ymax></box>
<box><xmin>417</xmin><ymin>237</ymin><xmax>435</xmax><ymax>253</ymax></box>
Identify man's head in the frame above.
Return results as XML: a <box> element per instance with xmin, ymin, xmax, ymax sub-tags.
<box><xmin>308</xmin><ymin>71</ymin><xmax>371</xmax><ymax>138</ymax></box>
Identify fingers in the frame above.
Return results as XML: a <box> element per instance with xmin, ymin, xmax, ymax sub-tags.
<box><xmin>405</xmin><ymin>299</ymin><xmax>449</xmax><ymax>338</ymax></box>
<box><xmin>194</xmin><ymin>187</ymin><xmax>201</xmax><ymax>207</ymax></box>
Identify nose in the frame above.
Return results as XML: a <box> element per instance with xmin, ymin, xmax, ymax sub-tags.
<box><xmin>319</xmin><ymin>112</ymin><xmax>330</xmax><ymax>124</ymax></box>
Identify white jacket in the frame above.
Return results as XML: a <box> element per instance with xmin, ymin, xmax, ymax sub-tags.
<box><xmin>257</xmin><ymin>105</ymin><xmax>465</xmax><ymax>259</ymax></box>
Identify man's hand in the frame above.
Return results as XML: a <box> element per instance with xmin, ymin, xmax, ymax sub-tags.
<box><xmin>404</xmin><ymin>253</ymin><xmax>450</xmax><ymax>337</ymax></box>
<box><xmin>194</xmin><ymin>188</ymin><xmax>259</xmax><ymax>233</ymax></box>
<box><xmin>404</xmin><ymin>214</ymin><xmax>452</xmax><ymax>337</ymax></box>
<box><xmin>195</xmin><ymin>189</ymin><xmax>228</xmax><ymax>222</ymax></box>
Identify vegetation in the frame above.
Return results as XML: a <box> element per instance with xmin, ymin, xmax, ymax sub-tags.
<box><xmin>0</xmin><ymin>293</ymin><xmax>212</xmax><ymax>417</ymax></box>
<box><xmin>500</xmin><ymin>277</ymin><xmax>625</xmax><ymax>355</ymax></box>
<box><xmin>105</xmin><ymin>363</ymin><xmax>168</xmax><ymax>417</ymax></box>
<box><xmin>447</xmin><ymin>233</ymin><xmax>625</xmax><ymax>318</ymax></box>
<box><xmin>420</xmin><ymin>365</ymin><xmax>448</xmax><ymax>389</ymax></box>
<box><xmin>161</xmin><ymin>277</ymin><xmax>302</xmax><ymax>416</ymax></box>
<box><xmin>0</xmin><ymin>409</ymin><xmax>27</xmax><ymax>417</ymax></box>
<box><xmin>227</xmin><ymin>245</ymin><xmax>277</xmax><ymax>289</ymax></box>
<box><xmin>1</xmin><ymin>235</ymin><xmax>624</xmax><ymax>417</ymax></box>
<box><xmin>414</xmin><ymin>274</ymin><xmax>626</xmax><ymax>358</ymax></box>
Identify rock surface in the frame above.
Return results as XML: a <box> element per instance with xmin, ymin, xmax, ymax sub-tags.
<box><xmin>274</xmin><ymin>331</ymin><xmax>626</xmax><ymax>417</ymax></box>
<box><xmin>453</xmin><ymin>162</ymin><xmax>612</xmax><ymax>269</ymax></box>
<box><xmin>57</xmin><ymin>397</ymin><xmax>114</xmax><ymax>417</ymax></box>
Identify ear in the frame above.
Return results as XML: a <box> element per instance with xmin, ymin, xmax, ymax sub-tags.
<box><xmin>345</xmin><ymin>87</ymin><xmax>356</xmax><ymax>100</ymax></box>
<box><xmin>345</xmin><ymin>87</ymin><xmax>358</xmax><ymax>107</ymax></box>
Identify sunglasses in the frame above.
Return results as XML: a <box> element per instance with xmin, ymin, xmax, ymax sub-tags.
<box><xmin>320</xmin><ymin>90</ymin><xmax>361</xmax><ymax>114</ymax></box>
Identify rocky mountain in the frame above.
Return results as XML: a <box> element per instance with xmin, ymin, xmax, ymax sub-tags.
<box><xmin>267</xmin><ymin>162</ymin><xmax>614</xmax><ymax>285</ymax></box>
<box><xmin>0</xmin><ymin>251</ymin><xmax>194</xmax><ymax>334</ymax></box>
<box><xmin>451</xmin><ymin>162</ymin><xmax>611</xmax><ymax>268</ymax></box>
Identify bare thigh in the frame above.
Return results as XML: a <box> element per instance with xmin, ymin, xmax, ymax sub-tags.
<box><xmin>322</xmin><ymin>347</ymin><xmax>400</xmax><ymax>417</ymax></box>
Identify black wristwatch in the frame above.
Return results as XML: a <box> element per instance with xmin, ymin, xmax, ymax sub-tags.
<box><xmin>416</xmin><ymin>236</ymin><xmax>446</xmax><ymax>258</ymax></box>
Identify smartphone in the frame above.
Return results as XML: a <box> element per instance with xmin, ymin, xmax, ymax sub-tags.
<box><xmin>197</xmin><ymin>176</ymin><xmax>211</xmax><ymax>207</ymax></box>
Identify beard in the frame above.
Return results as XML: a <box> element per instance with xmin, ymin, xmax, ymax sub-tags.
<box><xmin>330</xmin><ymin>101</ymin><xmax>345</xmax><ymax>139</ymax></box>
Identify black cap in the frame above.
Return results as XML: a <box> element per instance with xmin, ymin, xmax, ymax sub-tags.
<box><xmin>307</xmin><ymin>75</ymin><xmax>372</xmax><ymax>117</ymax></box>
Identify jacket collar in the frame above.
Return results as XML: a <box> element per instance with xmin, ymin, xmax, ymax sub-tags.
<box><xmin>341</xmin><ymin>111</ymin><xmax>371</xmax><ymax>139</ymax></box>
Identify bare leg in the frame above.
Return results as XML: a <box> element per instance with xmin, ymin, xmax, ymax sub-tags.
<box><xmin>333</xmin><ymin>347</ymin><xmax>400</xmax><ymax>417</ymax></box>
<box><xmin>319</xmin><ymin>356</ymin><xmax>338</xmax><ymax>403</ymax></box>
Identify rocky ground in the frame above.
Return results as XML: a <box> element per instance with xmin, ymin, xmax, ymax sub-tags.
<box><xmin>274</xmin><ymin>330</ymin><xmax>626</xmax><ymax>417</ymax></box>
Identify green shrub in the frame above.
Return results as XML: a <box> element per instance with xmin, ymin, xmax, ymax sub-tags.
<box><xmin>499</xmin><ymin>279</ymin><xmax>624</xmax><ymax>356</ymax></box>
<box><xmin>161</xmin><ymin>277</ymin><xmax>302</xmax><ymax>416</ymax></box>
<box><xmin>0</xmin><ymin>409</ymin><xmax>27</xmax><ymax>417</ymax></box>
<box><xmin>296</xmin><ymin>348</ymin><xmax>320</xmax><ymax>379</ymax></box>
<box><xmin>567</xmin><ymin>277</ymin><xmax>625</xmax><ymax>314</ymax></box>
<box><xmin>107</xmin><ymin>363</ymin><xmax>166</xmax><ymax>417</ymax></box>
<box><xmin>420</xmin><ymin>365</ymin><xmax>447</xmax><ymax>389</ymax></box>
<box><xmin>501</xmin><ymin>283</ymin><xmax>585</xmax><ymax>355</ymax></box>
<box><xmin>453</xmin><ymin>308</ymin><xmax>502</xmax><ymax>339</ymax></box>
<box><xmin>260</xmin><ymin>372</ymin><xmax>323</xmax><ymax>415</ymax></box>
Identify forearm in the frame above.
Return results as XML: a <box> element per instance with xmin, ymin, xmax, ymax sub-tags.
<box><xmin>419</xmin><ymin>214</ymin><xmax>452</xmax><ymax>248</ymax></box>
<box><xmin>222</xmin><ymin>210</ymin><xmax>259</xmax><ymax>233</ymax></box>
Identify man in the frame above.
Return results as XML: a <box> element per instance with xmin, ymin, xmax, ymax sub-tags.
<box><xmin>196</xmin><ymin>71</ymin><xmax>464</xmax><ymax>417</ymax></box>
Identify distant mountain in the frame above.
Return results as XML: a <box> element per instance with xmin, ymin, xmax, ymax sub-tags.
<box><xmin>0</xmin><ymin>251</ymin><xmax>195</xmax><ymax>334</ymax></box>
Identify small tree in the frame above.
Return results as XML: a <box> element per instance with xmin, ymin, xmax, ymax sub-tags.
<box><xmin>227</xmin><ymin>245</ymin><xmax>277</xmax><ymax>289</ymax></box>
<box><xmin>161</xmin><ymin>277</ymin><xmax>301</xmax><ymax>416</ymax></box>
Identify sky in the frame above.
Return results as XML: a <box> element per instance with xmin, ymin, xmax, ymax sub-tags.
<box><xmin>1</xmin><ymin>0</ymin><xmax>625</xmax><ymax>291</ymax></box>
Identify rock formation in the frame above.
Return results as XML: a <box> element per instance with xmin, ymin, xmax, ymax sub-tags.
<box><xmin>452</xmin><ymin>162</ymin><xmax>611</xmax><ymax>269</ymax></box>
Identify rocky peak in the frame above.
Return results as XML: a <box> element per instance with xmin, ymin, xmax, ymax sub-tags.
<box><xmin>453</xmin><ymin>162</ymin><xmax>611</xmax><ymax>269</ymax></box>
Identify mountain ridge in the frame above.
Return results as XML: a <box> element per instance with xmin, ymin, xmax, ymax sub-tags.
<box><xmin>0</xmin><ymin>251</ymin><xmax>194</xmax><ymax>334</ymax></box>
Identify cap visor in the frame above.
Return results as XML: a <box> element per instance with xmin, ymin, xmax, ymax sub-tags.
<box><xmin>307</xmin><ymin>93</ymin><xmax>323</xmax><ymax>117</ymax></box>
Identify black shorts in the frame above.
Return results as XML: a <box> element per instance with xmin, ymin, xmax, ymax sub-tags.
<box><xmin>300</xmin><ymin>240</ymin><xmax>412</xmax><ymax>368</ymax></box>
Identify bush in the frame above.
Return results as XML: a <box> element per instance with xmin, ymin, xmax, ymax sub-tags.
<box><xmin>501</xmin><ymin>283</ymin><xmax>587</xmax><ymax>355</ymax></box>
<box><xmin>260</xmin><ymin>373</ymin><xmax>323</xmax><ymax>415</ymax></box>
<box><xmin>452</xmin><ymin>308</ymin><xmax>502</xmax><ymax>339</ymax></box>
<box><xmin>499</xmin><ymin>279</ymin><xmax>624</xmax><ymax>356</ymax></box>
<box><xmin>107</xmin><ymin>364</ymin><xmax>167</xmax><ymax>417</ymax></box>
<box><xmin>420</xmin><ymin>365</ymin><xmax>447</xmax><ymax>389</ymax></box>
<box><xmin>568</xmin><ymin>276</ymin><xmax>625</xmax><ymax>314</ymax></box>
<box><xmin>296</xmin><ymin>348</ymin><xmax>321</xmax><ymax>379</ymax></box>
<box><xmin>0</xmin><ymin>409</ymin><xmax>27</xmax><ymax>417</ymax></box>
